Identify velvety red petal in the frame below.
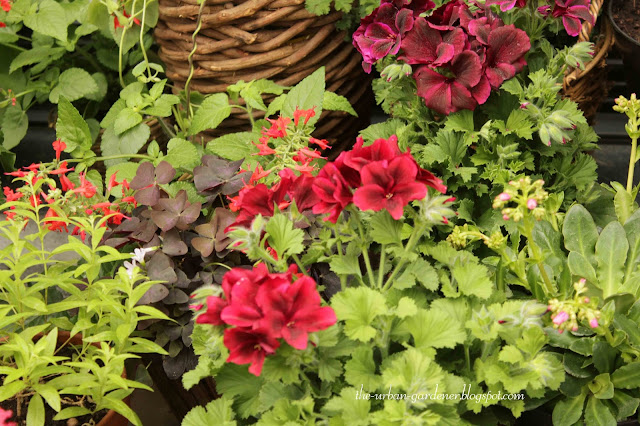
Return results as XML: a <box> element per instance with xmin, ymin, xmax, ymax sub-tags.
<box><xmin>562</xmin><ymin>15</ymin><xmax>582</xmax><ymax>37</ymax></box>
<box><xmin>361</xmin><ymin>161</ymin><xmax>393</xmax><ymax>189</ymax></box>
<box><xmin>395</xmin><ymin>8</ymin><xmax>414</xmax><ymax>34</ymax></box>
<box><xmin>221</xmin><ymin>303</ymin><xmax>263</xmax><ymax>327</ymax></box>
<box><xmin>470</xmin><ymin>75</ymin><xmax>491</xmax><ymax>104</ymax></box>
<box><xmin>387</xmin><ymin>156</ymin><xmax>418</xmax><ymax>183</ymax></box>
<box><xmin>451</xmin><ymin>51</ymin><xmax>482</xmax><ymax>88</ymax></box>
<box><xmin>399</xmin><ymin>17</ymin><xmax>441</xmax><ymax>64</ymax></box>
<box><xmin>353</xmin><ymin>185</ymin><xmax>389</xmax><ymax>212</ymax></box>
<box><xmin>434</xmin><ymin>43</ymin><xmax>455</xmax><ymax>66</ymax></box>
<box><xmin>485</xmin><ymin>62</ymin><xmax>516</xmax><ymax>89</ymax></box>
<box><xmin>195</xmin><ymin>296</ymin><xmax>227</xmax><ymax>325</ymax></box>
<box><xmin>414</xmin><ymin>67</ymin><xmax>451</xmax><ymax>115</ymax></box>
<box><xmin>487</xmin><ymin>25</ymin><xmax>531</xmax><ymax>66</ymax></box>
<box><xmin>281</xmin><ymin>326</ymin><xmax>309</xmax><ymax>350</ymax></box>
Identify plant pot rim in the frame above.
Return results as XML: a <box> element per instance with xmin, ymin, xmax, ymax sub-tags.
<box><xmin>608</xmin><ymin>0</ymin><xmax>640</xmax><ymax>48</ymax></box>
<box><xmin>0</xmin><ymin>330</ymin><xmax>130</xmax><ymax>426</ymax></box>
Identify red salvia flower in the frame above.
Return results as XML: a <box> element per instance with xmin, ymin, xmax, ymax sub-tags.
<box><xmin>44</xmin><ymin>208</ymin><xmax>68</xmax><ymax>232</ymax></box>
<box><xmin>264</xmin><ymin>116</ymin><xmax>291</xmax><ymax>138</ymax></box>
<box><xmin>59</xmin><ymin>174</ymin><xmax>75</xmax><ymax>192</ymax></box>
<box><xmin>293</xmin><ymin>107</ymin><xmax>316</xmax><ymax>126</ymax></box>
<box><xmin>107</xmin><ymin>172</ymin><xmax>120</xmax><ymax>192</ymax></box>
<box><xmin>3</xmin><ymin>187</ymin><xmax>23</xmax><ymax>202</ymax></box>
<box><xmin>49</xmin><ymin>161</ymin><xmax>74</xmax><ymax>175</ymax></box>
<box><xmin>52</xmin><ymin>139</ymin><xmax>66</xmax><ymax>161</ymax></box>
<box><xmin>309</xmin><ymin>137</ymin><xmax>331</xmax><ymax>150</ymax></box>
<box><xmin>71</xmin><ymin>173</ymin><xmax>97</xmax><ymax>198</ymax></box>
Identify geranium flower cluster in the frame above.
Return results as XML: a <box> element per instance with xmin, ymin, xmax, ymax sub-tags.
<box><xmin>2</xmin><ymin>140</ymin><xmax>136</xmax><ymax>239</ymax></box>
<box><xmin>0</xmin><ymin>408</ymin><xmax>16</xmax><ymax>426</ymax></box>
<box><xmin>353</xmin><ymin>0</ymin><xmax>531</xmax><ymax>115</ymax></box>
<box><xmin>492</xmin><ymin>176</ymin><xmax>548</xmax><ymax>222</ymax></box>
<box><xmin>312</xmin><ymin>135</ymin><xmax>446</xmax><ymax>222</ymax></box>
<box><xmin>538</xmin><ymin>0</ymin><xmax>593</xmax><ymax>37</ymax></box>
<box><xmin>253</xmin><ymin>107</ymin><xmax>329</xmax><ymax>177</ymax></box>
<box><xmin>194</xmin><ymin>263</ymin><xmax>337</xmax><ymax>376</ymax></box>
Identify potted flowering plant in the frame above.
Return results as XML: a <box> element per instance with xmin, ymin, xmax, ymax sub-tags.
<box><xmin>0</xmin><ymin>143</ymin><xmax>169</xmax><ymax>425</ymax></box>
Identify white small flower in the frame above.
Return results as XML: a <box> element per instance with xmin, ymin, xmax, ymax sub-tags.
<box><xmin>124</xmin><ymin>260</ymin><xmax>137</xmax><ymax>279</ymax></box>
<box><xmin>131</xmin><ymin>246</ymin><xmax>158</xmax><ymax>264</ymax></box>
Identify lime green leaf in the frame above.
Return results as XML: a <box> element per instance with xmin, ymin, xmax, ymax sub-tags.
<box><xmin>344</xmin><ymin>346</ymin><xmax>381</xmax><ymax>389</ymax></box>
<box><xmin>331</xmin><ymin>287</ymin><xmax>386</xmax><ymax>342</ymax></box>
<box><xmin>499</xmin><ymin>346</ymin><xmax>524</xmax><ymax>364</ymax></box>
<box><xmin>53</xmin><ymin>407</ymin><xmax>91</xmax><ymax>420</ymax></box>
<box><xmin>9</xmin><ymin>46</ymin><xmax>65</xmax><ymax>73</ymax></box>
<box><xmin>1</xmin><ymin>105</ymin><xmax>28</xmax><ymax>149</ymax></box>
<box><xmin>266</xmin><ymin>94</ymin><xmax>286</xmax><ymax>117</ymax></box>
<box><xmin>23</xmin><ymin>0</ymin><xmax>68</xmax><ymax>42</ymax></box>
<box><xmin>596</xmin><ymin>221</ymin><xmax>629</xmax><ymax>299</ymax></box>
<box><xmin>370</xmin><ymin>211</ymin><xmax>403</xmax><ymax>245</ymax></box>
<box><xmin>56</xmin><ymin>96</ymin><xmax>92</xmax><ymax>153</ymax></box>
<box><xmin>382</xmin><ymin>348</ymin><xmax>445</xmax><ymax>394</ymax></box>
<box><xmin>405</xmin><ymin>308</ymin><xmax>465</xmax><ymax>349</ymax></box>
<box><xmin>101</xmin><ymin>123</ymin><xmax>150</xmax><ymax>168</ymax></box>
<box><xmin>322</xmin><ymin>91</ymin><xmax>357</xmax><ymax>116</ymax></box>
<box><xmin>563</xmin><ymin>204</ymin><xmax>598</xmax><ymax>265</ymax></box>
<box><xmin>27</xmin><ymin>393</ymin><xmax>45</xmax><ymax>426</ymax></box>
<box><xmin>215</xmin><ymin>364</ymin><xmax>263</xmax><ymax>419</ymax></box>
<box><xmin>451</xmin><ymin>263</ymin><xmax>493</xmax><ymax>299</ymax></box>
<box><xmin>322</xmin><ymin>387</ymin><xmax>370</xmax><ymax>423</ymax></box>
<box><xmin>114</xmin><ymin>108</ymin><xmax>142</xmax><ymax>135</ymax></box>
<box><xmin>282</xmin><ymin>68</ymin><xmax>324</xmax><ymax>126</ymax></box>
<box><xmin>189</xmin><ymin>93</ymin><xmax>231</xmax><ymax>135</ymax></box>
<box><xmin>206</xmin><ymin>132</ymin><xmax>254</xmax><ymax>161</ymax></box>
<box><xmin>164</xmin><ymin>138</ymin><xmax>200</xmax><ymax>170</ymax></box>
<box><xmin>183</xmin><ymin>396</ymin><xmax>236</xmax><ymax>426</ymax></box>
<box><xmin>265</xmin><ymin>214</ymin><xmax>304</xmax><ymax>259</ymax></box>
<box><xmin>49</xmin><ymin>68</ymin><xmax>99</xmax><ymax>103</ymax></box>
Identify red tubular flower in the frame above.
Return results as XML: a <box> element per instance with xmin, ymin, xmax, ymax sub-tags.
<box><xmin>44</xmin><ymin>208</ymin><xmax>68</xmax><ymax>232</ymax></box>
<box><xmin>353</xmin><ymin>156</ymin><xmax>427</xmax><ymax>219</ymax></box>
<box><xmin>256</xmin><ymin>276</ymin><xmax>337</xmax><ymax>350</ymax></box>
<box><xmin>107</xmin><ymin>172</ymin><xmax>120</xmax><ymax>192</ymax></box>
<box><xmin>265</xmin><ymin>117</ymin><xmax>291</xmax><ymax>138</ymax></box>
<box><xmin>49</xmin><ymin>161</ymin><xmax>74</xmax><ymax>175</ymax></box>
<box><xmin>309</xmin><ymin>137</ymin><xmax>330</xmax><ymax>150</ymax></box>
<box><xmin>122</xmin><ymin>196</ymin><xmax>137</xmax><ymax>207</ymax></box>
<box><xmin>0</xmin><ymin>408</ymin><xmax>17</xmax><ymax>426</ymax></box>
<box><xmin>71</xmin><ymin>173</ymin><xmax>96</xmax><ymax>198</ymax></box>
<box><xmin>59</xmin><ymin>174</ymin><xmax>75</xmax><ymax>192</ymax></box>
<box><xmin>293</xmin><ymin>107</ymin><xmax>316</xmax><ymax>126</ymax></box>
<box><xmin>122</xmin><ymin>10</ymin><xmax>141</xmax><ymax>25</ymax></box>
<box><xmin>3</xmin><ymin>187</ymin><xmax>23</xmax><ymax>202</ymax></box>
<box><xmin>248</xmin><ymin>165</ymin><xmax>271</xmax><ymax>185</ymax></box>
<box><xmin>52</xmin><ymin>139</ymin><xmax>66</xmax><ymax>161</ymax></box>
<box><xmin>113</xmin><ymin>16</ymin><xmax>122</xmax><ymax>29</ymax></box>
<box><xmin>71</xmin><ymin>226</ymin><xmax>87</xmax><ymax>242</ymax></box>
<box><xmin>4</xmin><ymin>170</ymin><xmax>27</xmax><ymax>177</ymax></box>
<box><xmin>224</xmin><ymin>327</ymin><xmax>280</xmax><ymax>376</ymax></box>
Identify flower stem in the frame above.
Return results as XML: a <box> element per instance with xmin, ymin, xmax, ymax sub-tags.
<box><xmin>354</xmin><ymin>212</ymin><xmax>375</xmax><ymax>287</ymax></box>
<box><xmin>66</xmin><ymin>154</ymin><xmax>154</xmax><ymax>163</ymax></box>
<box><xmin>381</xmin><ymin>222</ymin><xmax>427</xmax><ymax>292</ymax></box>
<box><xmin>627</xmin><ymin>137</ymin><xmax>638</xmax><ymax>193</ymax></box>
<box><xmin>377</xmin><ymin>245</ymin><xmax>386</xmax><ymax>289</ymax></box>
<box><xmin>185</xmin><ymin>0</ymin><xmax>207</xmax><ymax>121</ymax></box>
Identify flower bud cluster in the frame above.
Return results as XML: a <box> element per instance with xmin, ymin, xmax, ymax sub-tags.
<box><xmin>492</xmin><ymin>177</ymin><xmax>548</xmax><ymax>222</ymax></box>
<box><xmin>417</xmin><ymin>193</ymin><xmax>456</xmax><ymax>227</ymax></box>
<box><xmin>381</xmin><ymin>63</ymin><xmax>413</xmax><ymax>83</ymax></box>
<box><xmin>613</xmin><ymin>94</ymin><xmax>640</xmax><ymax>139</ymax></box>
<box><xmin>547</xmin><ymin>278</ymin><xmax>601</xmax><ymax>333</ymax></box>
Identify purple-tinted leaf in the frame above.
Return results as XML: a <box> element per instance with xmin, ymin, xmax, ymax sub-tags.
<box><xmin>193</xmin><ymin>172</ymin><xmax>224</xmax><ymax>193</ymax></box>
<box><xmin>175</xmin><ymin>269</ymin><xmax>190</xmax><ymax>288</ymax></box>
<box><xmin>130</xmin><ymin>162</ymin><xmax>155</xmax><ymax>189</ymax></box>
<box><xmin>182</xmin><ymin>321</ymin><xmax>194</xmax><ymax>346</ymax></box>
<box><xmin>162</xmin><ymin>229</ymin><xmax>188</xmax><ymax>256</ymax></box>
<box><xmin>221</xmin><ymin>172</ymin><xmax>252</xmax><ymax>195</ymax></box>
<box><xmin>155</xmin><ymin>161</ymin><xmax>176</xmax><ymax>184</ymax></box>
<box><xmin>138</xmin><ymin>284</ymin><xmax>170</xmax><ymax>304</ymax></box>
<box><xmin>135</xmin><ymin>185</ymin><xmax>161</xmax><ymax>206</ymax></box>
<box><xmin>130</xmin><ymin>220</ymin><xmax>159</xmax><ymax>243</ymax></box>
<box><xmin>151</xmin><ymin>211</ymin><xmax>179</xmax><ymax>231</ymax></box>
<box><xmin>147</xmin><ymin>251</ymin><xmax>177</xmax><ymax>284</ymax></box>
<box><xmin>192</xmin><ymin>235</ymin><xmax>214</xmax><ymax>257</ymax></box>
<box><xmin>165</xmin><ymin>288</ymin><xmax>189</xmax><ymax>305</ymax></box>
<box><xmin>177</xmin><ymin>202</ymin><xmax>201</xmax><ymax>229</ymax></box>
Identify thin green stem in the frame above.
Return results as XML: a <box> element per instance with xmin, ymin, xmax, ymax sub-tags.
<box><xmin>117</xmin><ymin>26</ymin><xmax>128</xmax><ymax>88</ymax></box>
<box><xmin>66</xmin><ymin>154</ymin><xmax>154</xmax><ymax>163</ymax></box>
<box><xmin>464</xmin><ymin>345</ymin><xmax>471</xmax><ymax>374</ymax></box>
<box><xmin>0</xmin><ymin>42</ymin><xmax>26</xmax><ymax>51</ymax></box>
<box><xmin>292</xmin><ymin>254</ymin><xmax>306</xmax><ymax>274</ymax></box>
<box><xmin>185</xmin><ymin>0</ymin><xmax>207</xmax><ymax>122</ymax></box>
<box><xmin>627</xmin><ymin>137</ymin><xmax>638</xmax><ymax>193</ymax></box>
<box><xmin>377</xmin><ymin>245</ymin><xmax>386</xmax><ymax>289</ymax></box>
<box><xmin>523</xmin><ymin>221</ymin><xmax>555</xmax><ymax>297</ymax></box>
<box><xmin>138</xmin><ymin>0</ymin><xmax>153</xmax><ymax>80</ymax></box>
<box><xmin>382</xmin><ymin>222</ymin><xmax>427</xmax><ymax>292</ymax></box>
<box><xmin>353</xmin><ymin>212</ymin><xmax>375</xmax><ymax>287</ymax></box>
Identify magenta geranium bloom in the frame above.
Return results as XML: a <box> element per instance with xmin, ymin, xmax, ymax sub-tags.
<box><xmin>550</xmin><ymin>0</ymin><xmax>593</xmax><ymax>37</ymax></box>
<box><xmin>414</xmin><ymin>51</ymin><xmax>484</xmax><ymax>115</ymax></box>
<box><xmin>486</xmin><ymin>0</ymin><xmax>527</xmax><ymax>12</ymax></box>
<box><xmin>400</xmin><ymin>17</ymin><xmax>466</xmax><ymax>66</ymax></box>
<box><xmin>256</xmin><ymin>276</ymin><xmax>337</xmax><ymax>350</ymax></box>
<box><xmin>312</xmin><ymin>157</ymin><xmax>358</xmax><ymax>223</ymax></box>
<box><xmin>484</xmin><ymin>25</ymin><xmax>530</xmax><ymax>89</ymax></box>
<box><xmin>353</xmin><ymin>156</ymin><xmax>427</xmax><ymax>219</ymax></box>
<box><xmin>343</xmin><ymin>135</ymin><xmax>402</xmax><ymax>171</ymax></box>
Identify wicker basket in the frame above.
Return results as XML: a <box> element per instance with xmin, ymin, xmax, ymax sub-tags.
<box><xmin>562</xmin><ymin>0</ymin><xmax>615</xmax><ymax>125</ymax></box>
<box><xmin>154</xmin><ymin>0</ymin><xmax>373</xmax><ymax>153</ymax></box>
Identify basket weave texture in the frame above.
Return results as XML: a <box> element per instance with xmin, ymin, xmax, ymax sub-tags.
<box><xmin>154</xmin><ymin>0</ymin><xmax>373</xmax><ymax>150</ymax></box>
<box><xmin>562</xmin><ymin>0</ymin><xmax>615</xmax><ymax>125</ymax></box>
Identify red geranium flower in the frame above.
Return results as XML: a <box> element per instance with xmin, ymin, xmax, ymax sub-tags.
<box><xmin>484</xmin><ymin>25</ymin><xmax>530</xmax><ymax>89</ymax></box>
<box><xmin>400</xmin><ymin>17</ymin><xmax>466</xmax><ymax>66</ymax></box>
<box><xmin>256</xmin><ymin>275</ymin><xmax>337</xmax><ymax>350</ymax></box>
<box><xmin>0</xmin><ymin>0</ymin><xmax>11</xmax><ymax>12</ymax></box>
<box><xmin>353</xmin><ymin>155</ymin><xmax>427</xmax><ymax>219</ymax></box>
<box><xmin>342</xmin><ymin>135</ymin><xmax>401</xmax><ymax>173</ymax></box>
<box><xmin>312</xmin><ymin>157</ymin><xmax>357</xmax><ymax>223</ymax></box>
<box><xmin>414</xmin><ymin>51</ymin><xmax>484</xmax><ymax>115</ymax></box>
<box><xmin>546</xmin><ymin>0</ymin><xmax>593</xmax><ymax>37</ymax></box>
<box><xmin>224</xmin><ymin>327</ymin><xmax>280</xmax><ymax>376</ymax></box>
<box><xmin>195</xmin><ymin>296</ymin><xmax>228</xmax><ymax>326</ymax></box>
<box><xmin>0</xmin><ymin>22</ymin><xmax>6</xmax><ymax>28</ymax></box>
<box><xmin>486</xmin><ymin>0</ymin><xmax>526</xmax><ymax>12</ymax></box>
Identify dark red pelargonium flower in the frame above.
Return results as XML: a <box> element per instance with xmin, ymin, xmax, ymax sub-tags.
<box><xmin>484</xmin><ymin>25</ymin><xmax>530</xmax><ymax>89</ymax></box>
<box><xmin>256</xmin><ymin>276</ymin><xmax>337</xmax><ymax>350</ymax></box>
<box><xmin>224</xmin><ymin>327</ymin><xmax>280</xmax><ymax>376</ymax></box>
<box><xmin>550</xmin><ymin>0</ymin><xmax>593</xmax><ymax>37</ymax></box>
<box><xmin>311</xmin><ymin>157</ymin><xmax>357</xmax><ymax>223</ymax></box>
<box><xmin>486</xmin><ymin>0</ymin><xmax>527</xmax><ymax>12</ymax></box>
<box><xmin>400</xmin><ymin>17</ymin><xmax>466</xmax><ymax>66</ymax></box>
<box><xmin>414</xmin><ymin>51</ymin><xmax>484</xmax><ymax>115</ymax></box>
<box><xmin>353</xmin><ymin>155</ymin><xmax>428</xmax><ymax>219</ymax></box>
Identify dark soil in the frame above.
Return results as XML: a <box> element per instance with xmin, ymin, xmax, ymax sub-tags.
<box><xmin>611</xmin><ymin>1</ymin><xmax>640</xmax><ymax>43</ymax></box>
<box><xmin>0</xmin><ymin>397</ymin><xmax>108</xmax><ymax>426</ymax></box>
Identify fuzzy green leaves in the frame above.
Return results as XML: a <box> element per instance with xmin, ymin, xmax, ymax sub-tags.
<box><xmin>56</xmin><ymin>97</ymin><xmax>93</xmax><ymax>155</ymax></box>
<box><xmin>331</xmin><ymin>287</ymin><xmax>386</xmax><ymax>342</ymax></box>
<box><xmin>189</xmin><ymin>93</ymin><xmax>232</xmax><ymax>136</ymax></box>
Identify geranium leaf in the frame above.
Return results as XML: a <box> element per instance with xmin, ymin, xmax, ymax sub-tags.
<box><xmin>182</xmin><ymin>396</ymin><xmax>236</xmax><ymax>426</ymax></box>
<box><xmin>344</xmin><ymin>346</ymin><xmax>381</xmax><ymax>390</ymax></box>
<box><xmin>265</xmin><ymin>215</ymin><xmax>304</xmax><ymax>259</ymax></box>
<box><xmin>331</xmin><ymin>287</ymin><xmax>386</xmax><ymax>342</ymax></box>
<box><xmin>405</xmin><ymin>308</ymin><xmax>465</xmax><ymax>349</ymax></box>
